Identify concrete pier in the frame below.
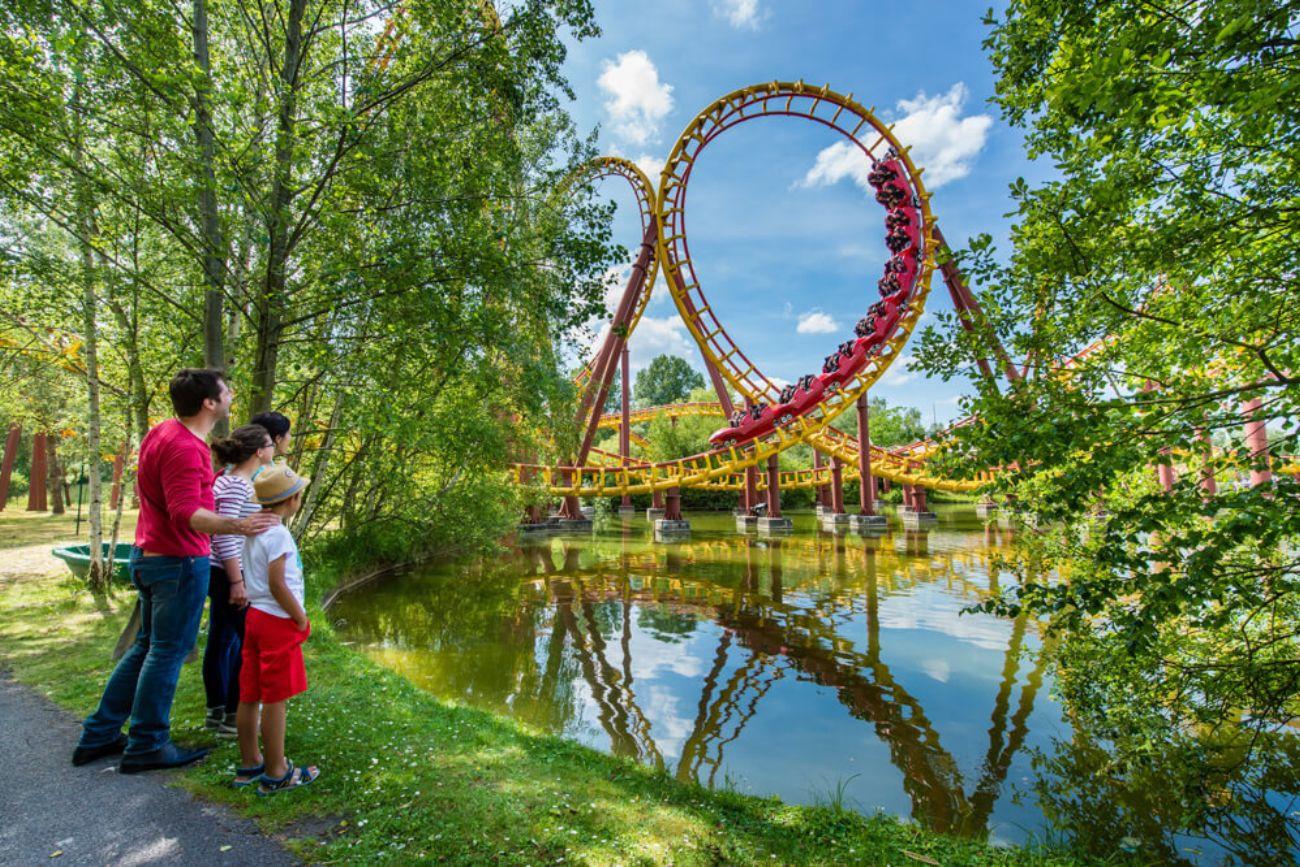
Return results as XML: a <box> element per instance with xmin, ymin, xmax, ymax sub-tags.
<box><xmin>819</xmin><ymin>512</ymin><xmax>849</xmax><ymax>533</ymax></box>
<box><xmin>618</xmin><ymin>505</ymin><xmax>637</xmax><ymax>518</ymax></box>
<box><xmin>757</xmin><ymin>516</ymin><xmax>793</xmax><ymax>535</ymax></box>
<box><xmin>654</xmin><ymin>519</ymin><xmax>691</xmax><ymax>541</ymax></box>
<box><xmin>735</xmin><ymin>514</ymin><xmax>758</xmax><ymax>532</ymax></box>
<box><xmin>553</xmin><ymin>517</ymin><xmax>593</xmax><ymax>533</ymax></box>
<box><xmin>849</xmin><ymin>514</ymin><xmax>888</xmax><ymax>534</ymax></box>
<box><xmin>975</xmin><ymin>501</ymin><xmax>998</xmax><ymax>519</ymax></box>
<box><xmin>645</xmin><ymin>507</ymin><xmax>665</xmax><ymax>521</ymax></box>
<box><xmin>901</xmin><ymin>510</ymin><xmax>938</xmax><ymax>528</ymax></box>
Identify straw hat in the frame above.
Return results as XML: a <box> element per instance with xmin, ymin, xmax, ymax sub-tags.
<box><xmin>253</xmin><ymin>464</ymin><xmax>311</xmax><ymax>505</ymax></box>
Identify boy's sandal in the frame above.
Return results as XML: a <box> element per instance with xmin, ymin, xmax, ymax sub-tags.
<box><xmin>257</xmin><ymin>759</ymin><xmax>319</xmax><ymax>796</ymax></box>
<box><xmin>233</xmin><ymin>762</ymin><xmax>265</xmax><ymax>789</ymax></box>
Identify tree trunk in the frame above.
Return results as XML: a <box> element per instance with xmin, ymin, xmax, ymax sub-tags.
<box><xmin>250</xmin><ymin>0</ymin><xmax>307</xmax><ymax>414</ymax></box>
<box><xmin>73</xmin><ymin>72</ymin><xmax>105</xmax><ymax>592</ymax></box>
<box><xmin>46</xmin><ymin>435</ymin><xmax>64</xmax><ymax>515</ymax></box>
<box><xmin>291</xmin><ymin>393</ymin><xmax>343</xmax><ymax>538</ymax></box>
<box><xmin>192</xmin><ymin>0</ymin><xmax>227</xmax><ymax>420</ymax></box>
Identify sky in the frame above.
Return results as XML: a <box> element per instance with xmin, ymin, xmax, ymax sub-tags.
<box><xmin>558</xmin><ymin>0</ymin><xmax>1049</xmax><ymax>425</ymax></box>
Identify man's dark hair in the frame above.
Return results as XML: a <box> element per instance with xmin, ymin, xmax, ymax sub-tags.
<box><xmin>249</xmin><ymin>410</ymin><xmax>291</xmax><ymax>441</ymax></box>
<box><xmin>169</xmin><ymin>368</ymin><xmax>226</xmax><ymax>417</ymax></box>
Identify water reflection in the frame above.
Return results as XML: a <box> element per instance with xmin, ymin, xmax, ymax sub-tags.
<box><xmin>333</xmin><ymin>508</ymin><xmax>1063</xmax><ymax>843</ymax></box>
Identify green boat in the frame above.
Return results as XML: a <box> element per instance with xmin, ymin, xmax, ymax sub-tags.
<box><xmin>51</xmin><ymin>543</ymin><xmax>134</xmax><ymax>583</ymax></box>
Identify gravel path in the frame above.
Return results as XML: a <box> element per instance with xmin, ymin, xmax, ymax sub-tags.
<box><xmin>1</xmin><ymin>671</ymin><xmax>298</xmax><ymax>865</ymax></box>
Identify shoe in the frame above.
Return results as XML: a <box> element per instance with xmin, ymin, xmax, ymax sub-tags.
<box><xmin>72</xmin><ymin>734</ymin><xmax>128</xmax><ymax>767</ymax></box>
<box><xmin>208</xmin><ymin>711</ymin><xmax>238</xmax><ymax>738</ymax></box>
<box><xmin>118</xmin><ymin>742</ymin><xmax>210</xmax><ymax>774</ymax></box>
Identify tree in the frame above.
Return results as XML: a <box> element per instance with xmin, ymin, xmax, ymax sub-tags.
<box><xmin>633</xmin><ymin>355</ymin><xmax>705</xmax><ymax>408</ymax></box>
<box><xmin>912</xmin><ymin>1</ymin><xmax>1300</xmax><ymax>854</ymax></box>
<box><xmin>829</xmin><ymin>396</ymin><xmax>926</xmax><ymax>447</ymax></box>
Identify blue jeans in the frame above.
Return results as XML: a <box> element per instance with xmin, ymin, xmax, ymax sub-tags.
<box><xmin>79</xmin><ymin>548</ymin><xmax>210</xmax><ymax>755</ymax></box>
<box><xmin>202</xmin><ymin>564</ymin><xmax>246</xmax><ymax>715</ymax></box>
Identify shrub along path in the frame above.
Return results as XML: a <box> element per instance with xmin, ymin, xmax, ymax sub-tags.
<box><xmin>0</xmin><ymin>516</ymin><xmax>1091</xmax><ymax>865</ymax></box>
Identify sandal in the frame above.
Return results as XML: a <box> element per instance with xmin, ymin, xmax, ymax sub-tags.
<box><xmin>257</xmin><ymin>759</ymin><xmax>319</xmax><ymax>796</ymax></box>
<box><xmin>233</xmin><ymin>762</ymin><xmax>265</xmax><ymax>789</ymax></box>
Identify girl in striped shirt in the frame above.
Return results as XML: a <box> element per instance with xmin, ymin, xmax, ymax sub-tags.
<box><xmin>203</xmin><ymin>425</ymin><xmax>276</xmax><ymax>735</ymax></box>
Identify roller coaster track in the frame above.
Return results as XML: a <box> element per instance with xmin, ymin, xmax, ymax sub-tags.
<box><xmin>521</xmin><ymin>81</ymin><xmax>992</xmax><ymax>497</ymax></box>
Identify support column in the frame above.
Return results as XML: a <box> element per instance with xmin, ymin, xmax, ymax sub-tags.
<box><xmin>109</xmin><ymin>446</ymin><xmax>126</xmax><ymax>511</ymax></box>
<box><xmin>850</xmin><ymin>394</ymin><xmax>887</xmax><ymax>532</ymax></box>
<box><xmin>829</xmin><ymin>457</ymin><xmax>845</xmax><ymax>514</ymax></box>
<box><xmin>1156</xmin><ymin>446</ymin><xmax>1176</xmax><ymax>493</ymax></box>
<box><xmin>901</xmin><ymin>467</ymin><xmax>936</xmax><ymax>526</ymax></box>
<box><xmin>618</xmin><ymin>347</ymin><xmax>634</xmax><ymax>514</ymax></box>
<box><xmin>759</xmin><ymin>454</ymin><xmax>792</xmax><ymax>533</ymax></box>
<box><xmin>654</xmin><ymin>485</ymin><xmax>690</xmax><ymax>540</ymax></box>
<box><xmin>1242</xmin><ymin>397</ymin><xmax>1272</xmax><ymax>488</ymax></box>
<box><xmin>647</xmin><ymin>483</ymin><xmax>666</xmax><ymax>522</ymax></box>
<box><xmin>813</xmin><ymin>449</ymin><xmax>827</xmax><ymax>513</ymax></box>
<box><xmin>26</xmin><ymin>432</ymin><xmax>48</xmax><ymax>512</ymax></box>
<box><xmin>0</xmin><ymin>424</ymin><xmax>20</xmax><ymax>511</ymax></box>
<box><xmin>1196</xmin><ymin>428</ymin><xmax>1217</xmax><ymax>496</ymax></box>
<box><xmin>46</xmin><ymin>434</ymin><xmax>64</xmax><ymax>515</ymax></box>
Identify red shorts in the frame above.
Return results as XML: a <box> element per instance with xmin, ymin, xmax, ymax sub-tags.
<box><xmin>240</xmin><ymin>607</ymin><xmax>309</xmax><ymax>704</ymax></box>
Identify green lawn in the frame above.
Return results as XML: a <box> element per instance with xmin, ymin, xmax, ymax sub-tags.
<box><xmin>0</xmin><ymin>514</ymin><xmax>1096</xmax><ymax>865</ymax></box>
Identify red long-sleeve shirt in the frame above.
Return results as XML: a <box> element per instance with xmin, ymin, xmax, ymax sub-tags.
<box><xmin>133</xmin><ymin>418</ymin><xmax>215</xmax><ymax>557</ymax></box>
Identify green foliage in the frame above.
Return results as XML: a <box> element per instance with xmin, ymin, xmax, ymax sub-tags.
<box><xmin>0</xmin><ymin>0</ymin><xmax>623</xmax><ymax>552</ymax></box>
<box><xmin>829</xmin><ymin>397</ymin><xmax>926</xmax><ymax>447</ymax></box>
<box><xmin>910</xmin><ymin>1</ymin><xmax>1300</xmax><ymax>854</ymax></box>
<box><xmin>633</xmin><ymin>354</ymin><xmax>705</xmax><ymax>408</ymax></box>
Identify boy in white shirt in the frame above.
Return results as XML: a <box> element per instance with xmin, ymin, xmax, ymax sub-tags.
<box><xmin>233</xmin><ymin>464</ymin><xmax>320</xmax><ymax>794</ymax></box>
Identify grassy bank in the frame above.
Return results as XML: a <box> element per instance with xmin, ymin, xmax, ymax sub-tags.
<box><xmin>0</xmin><ymin>513</ymin><xmax>1089</xmax><ymax>865</ymax></box>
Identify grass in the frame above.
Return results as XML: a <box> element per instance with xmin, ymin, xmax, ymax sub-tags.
<box><xmin>0</xmin><ymin>512</ymin><xmax>1096</xmax><ymax>865</ymax></box>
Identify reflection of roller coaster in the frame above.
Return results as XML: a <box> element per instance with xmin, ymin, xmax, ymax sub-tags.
<box><xmin>519</xmin><ymin>534</ymin><xmax>1047</xmax><ymax>835</ymax></box>
<box><xmin>518</xmin><ymin>82</ymin><xmax>993</xmax><ymax>522</ymax></box>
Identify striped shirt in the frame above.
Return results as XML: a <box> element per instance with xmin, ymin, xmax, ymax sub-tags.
<box><xmin>211</xmin><ymin>473</ymin><xmax>259</xmax><ymax>569</ymax></box>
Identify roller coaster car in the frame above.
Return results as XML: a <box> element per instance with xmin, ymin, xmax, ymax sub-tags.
<box><xmin>769</xmin><ymin>373</ymin><xmax>826</xmax><ymax>426</ymax></box>
<box><xmin>818</xmin><ymin>339</ymin><xmax>870</xmax><ymax>392</ymax></box>
<box><xmin>708</xmin><ymin>402</ymin><xmax>777</xmax><ymax>448</ymax></box>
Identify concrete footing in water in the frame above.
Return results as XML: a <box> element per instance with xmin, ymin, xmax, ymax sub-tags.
<box><xmin>819</xmin><ymin>512</ymin><xmax>849</xmax><ymax>532</ymax></box>
<box><xmin>735</xmin><ymin>515</ymin><xmax>758</xmax><ymax>532</ymax></box>
<box><xmin>645</xmin><ymin>507</ymin><xmax>665</xmax><ymax>522</ymax></box>
<box><xmin>849</xmin><ymin>514</ymin><xmax>888</xmax><ymax>534</ymax></box>
<box><xmin>757</xmin><ymin>517</ymin><xmax>793</xmax><ymax>535</ymax></box>
<box><xmin>901</xmin><ymin>510</ymin><xmax>938</xmax><ymax>528</ymax></box>
<box><xmin>618</xmin><ymin>506</ymin><xmax>636</xmax><ymax>517</ymax></box>
<box><xmin>553</xmin><ymin>518</ymin><xmax>593</xmax><ymax>533</ymax></box>
<box><xmin>975</xmin><ymin>502</ymin><xmax>999</xmax><ymax>519</ymax></box>
<box><xmin>654</xmin><ymin>519</ymin><xmax>691</xmax><ymax>541</ymax></box>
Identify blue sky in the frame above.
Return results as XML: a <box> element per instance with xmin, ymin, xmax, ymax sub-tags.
<box><xmin>559</xmin><ymin>0</ymin><xmax>1047</xmax><ymax>425</ymax></box>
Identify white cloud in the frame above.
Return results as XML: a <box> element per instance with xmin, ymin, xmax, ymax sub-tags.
<box><xmin>799</xmin><ymin>82</ymin><xmax>992</xmax><ymax>192</ymax></box>
<box><xmin>598</xmin><ymin>51</ymin><xmax>674</xmax><ymax>147</ymax></box>
<box><xmin>632</xmin><ymin>153</ymin><xmax>664</xmax><ymax>183</ymax></box>
<box><xmin>880</xmin><ymin>354</ymin><xmax>917</xmax><ymax>386</ymax></box>
<box><xmin>891</xmin><ymin>83</ymin><xmax>993</xmax><ymax>187</ymax></box>
<box><xmin>714</xmin><ymin>0</ymin><xmax>762</xmax><ymax>28</ymax></box>
<box><xmin>796</xmin><ymin>309</ymin><xmax>840</xmax><ymax>334</ymax></box>
<box><xmin>800</xmin><ymin>140</ymin><xmax>871</xmax><ymax>191</ymax></box>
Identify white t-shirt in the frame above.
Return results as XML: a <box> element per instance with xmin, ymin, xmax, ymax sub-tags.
<box><xmin>243</xmin><ymin>524</ymin><xmax>304</xmax><ymax>619</ymax></box>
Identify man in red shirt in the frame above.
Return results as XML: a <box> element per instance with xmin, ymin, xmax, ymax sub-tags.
<box><xmin>74</xmin><ymin>369</ymin><xmax>278</xmax><ymax>772</ymax></box>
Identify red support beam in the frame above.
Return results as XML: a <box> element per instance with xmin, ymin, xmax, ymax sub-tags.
<box><xmin>664</xmin><ymin>486</ymin><xmax>682</xmax><ymax>521</ymax></box>
<box><xmin>830</xmin><ymin>456</ymin><xmax>845</xmax><ymax>514</ymax></box>
<box><xmin>856</xmin><ymin>394</ymin><xmax>876</xmax><ymax>516</ymax></box>
<box><xmin>1242</xmin><ymin>397</ymin><xmax>1272</xmax><ymax>488</ymax></box>
<box><xmin>574</xmin><ymin>222</ymin><xmax>657</xmax><ymax>467</ymax></box>
<box><xmin>765</xmin><ymin>454</ymin><xmax>782</xmax><ymax>519</ymax></box>
<box><xmin>109</xmin><ymin>445</ymin><xmax>127</xmax><ymax>510</ymax></box>
<box><xmin>619</xmin><ymin>346</ymin><xmax>632</xmax><ymax>509</ymax></box>
<box><xmin>813</xmin><ymin>449</ymin><xmax>827</xmax><ymax>508</ymax></box>
<box><xmin>933</xmin><ymin>226</ymin><xmax>1020</xmax><ymax>386</ymax></box>
<box><xmin>1196</xmin><ymin>428</ymin><xmax>1217</xmax><ymax>496</ymax></box>
<box><xmin>27</xmin><ymin>432</ymin><xmax>48</xmax><ymax>512</ymax></box>
<box><xmin>0</xmin><ymin>424</ymin><xmax>20</xmax><ymax>511</ymax></box>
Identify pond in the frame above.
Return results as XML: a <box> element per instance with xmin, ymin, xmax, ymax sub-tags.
<box><xmin>329</xmin><ymin>506</ymin><xmax>1293</xmax><ymax>862</ymax></box>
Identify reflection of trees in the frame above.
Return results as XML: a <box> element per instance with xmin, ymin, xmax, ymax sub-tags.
<box><xmin>1030</xmin><ymin>715</ymin><xmax>1300</xmax><ymax>864</ymax></box>
<box><xmin>332</xmin><ymin>524</ymin><xmax>1046</xmax><ymax>840</ymax></box>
